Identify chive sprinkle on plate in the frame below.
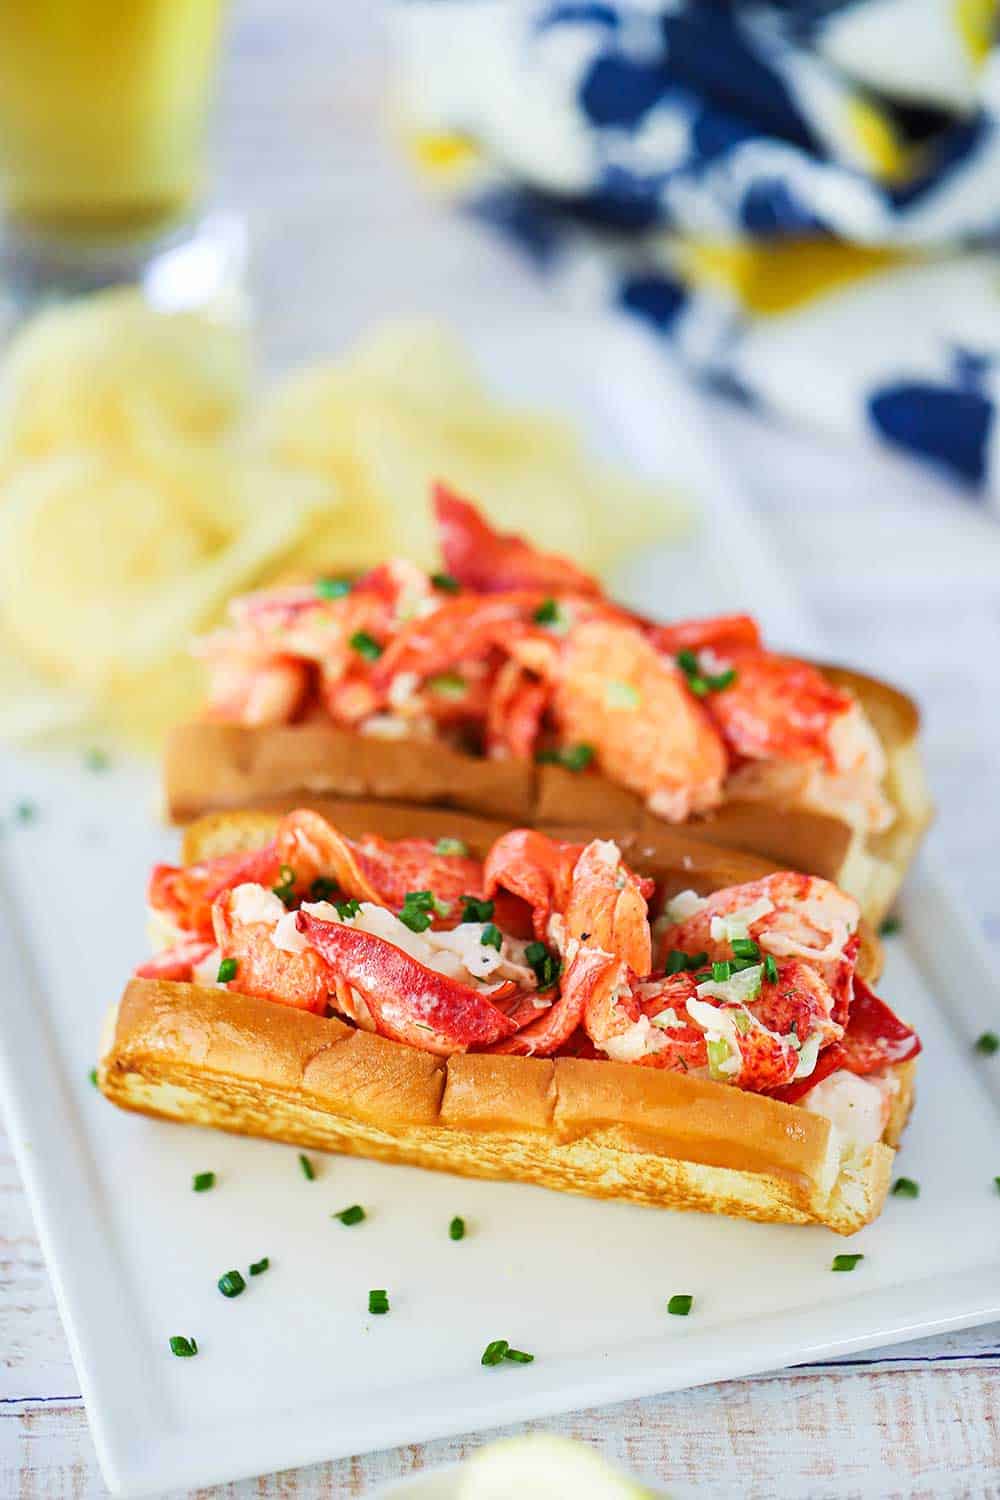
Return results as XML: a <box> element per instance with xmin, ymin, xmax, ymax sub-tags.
<box><xmin>976</xmin><ymin>1031</ymin><xmax>999</xmax><ymax>1055</ymax></box>
<box><xmin>481</xmin><ymin>1338</ymin><xmax>534</xmax><ymax>1366</ymax></box>
<box><xmin>169</xmin><ymin>1335</ymin><xmax>198</xmax><ymax>1358</ymax></box>
<box><xmin>334</xmin><ymin>1204</ymin><xmax>366</xmax><ymax>1226</ymax></box>
<box><xmin>368</xmin><ymin>1289</ymin><xmax>389</xmax><ymax>1315</ymax></box>
<box><xmin>449</xmin><ymin>1216</ymin><xmax>466</xmax><ymax>1241</ymax></box>
<box><xmin>667</xmin><ymin>1294</ymin><xmax>694</xmax><ymax>1316</ymax></box>
<box><xmin>298</xmin><ymin>1153</ymin><xmax>315</xmax><ymax>1181</ymax></box>
<box><xmin>891</xmin><ymin>1177</ymin><xmax>919</xmax><ymax>1198</ymax></box>
<box><xmin>88</xmin><ymin>1067</ymin><xmax>98</xmax><ymax>1088</ymax></box>
<box><xmin>192</xmin><ymin>1171</ymin><xmax>215</xmax><ymax>1193</ymax></box>
<box><xmin>831</xmin><ymin>1253</ymin><xmax>864</xmax><ymax>1272</ymax></box>
<box><xmin>249</xmin><ymin>1257</ymin><xmax>270</xmax><ymax>1276</ymax></box>
<box><xmin>217</xmin><ymin>1270</ymin><xmax>246</xmax><ymax>1298</ymax></box>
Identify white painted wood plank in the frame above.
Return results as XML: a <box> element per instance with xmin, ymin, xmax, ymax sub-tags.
<box><xmin>5</xmin><ymin>1370</ymin><xmax>1000</xmax><ymax>1499</ymax></box>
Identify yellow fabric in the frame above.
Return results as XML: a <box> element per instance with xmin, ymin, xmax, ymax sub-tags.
<box><xmin>405</xmin><ymin>130</ymin><xmax>482</xmax><ymax>182</ymax></box>
<box><xmin>845</xmin><ymin>98</ymin><xmax>912</xmax><ymax>183</ymax></box>
<box><xmin>955</xmin><ymin>0</ymin><xmax>996</xmax><ymax>66</ymax></box>
<box><xmin>676</xmin><ymin>240</ymin><xmax>911</xmax><ymax>316</ymax></box>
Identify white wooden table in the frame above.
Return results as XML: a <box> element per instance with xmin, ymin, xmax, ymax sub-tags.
<box><xmin>4</xmin><ymin>4</ymin><xmax>1000</xmax><ymax>1494</ymax></box>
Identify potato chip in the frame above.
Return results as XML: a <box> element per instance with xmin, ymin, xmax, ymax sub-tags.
<box><xmin>0</xmin><ymin>448</ymin><xmax>328</xmax><ymax>689</ymax></box>
<box><xmin>0</xmin><ymin>287</ymin><xmax>248</xmax><ymax>466</ymax></box>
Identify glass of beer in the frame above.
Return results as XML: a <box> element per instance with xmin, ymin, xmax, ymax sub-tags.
<box><xmin>0</xmin><ymin>0</ymin><xmax>230</xmax><ymax>310</ymax></box>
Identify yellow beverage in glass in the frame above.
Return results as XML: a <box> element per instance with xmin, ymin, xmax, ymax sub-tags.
<box><xmin>0</xmin><ymin>0</ymin><xmax>226</xmax><ymax>239</ymax></box>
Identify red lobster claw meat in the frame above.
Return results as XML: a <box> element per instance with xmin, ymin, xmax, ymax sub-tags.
<box><xmin>433</xmin><ymin>482</ymin><xmax>603</xmax><ymax>597</ymax></box>
<box><xmin>484</xmin><ymin>829</ymin><xmax>583</xmax><ymax>942</ymax></box>
<box><xmin>149</xmin><ymin>843</ymin><xmax>282</xmax><ymax>940</ymax></box>
<box><xmin>134</xmin><ymin>938</ymin><xmax>215</xmax><ymax>983</ymax></box>
<box><xmin>297</xmin><ymin>912</ymin><xmax>517</xmax><ymax>1054</ymax></box>
<box><xmin>275</xmin><ymin>809</ymin><xmax>485</xmax><ymax>916</ymax></box>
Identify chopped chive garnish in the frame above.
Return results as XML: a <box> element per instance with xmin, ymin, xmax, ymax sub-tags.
<box><xmin>83</xmin><ymin>748</ymin><xmax>110</xmax><ymax>772</ymax></box>
<box><xmin>427</xmin><ymin>671</ymin><xmax>467</xmax><ymax>698</ymax></box>
<box><xmin>711</xmin><ymin>960</ymin><xmax>732</xmax><ymax>982</ymax></box>
<box><xmin>891</xmin><ymin>1178</ymin><xmax>919</xmax><ymax>1198</ymax></box>
<box><xmin>481</xmin><ymin>1338</ymin><xmax>509</xmax><ymax>1366</ymax></box>
<box><xmin>217</xmin><ymin>958</ymin><xmax>237</xmax><ymax>984</ymax></box>
<box><xmin>731</xmin><ymin>938</ymin><xmax>760</xmax><ymax>960</ymax></box>
<box><xmin>976</xmin><ymin>1032</ymin><xmax>999</xmax><ymax>1055</ymax></box>
<box><xmin>994</xmin><ymin>1177</ymin><xmax>1000</xmax><ymax>1193</ymax></box>
<box><xmin>831</xmin><ymin>1253</ymin><xmax>864</xmax><ymax>1272</ymax></box>
<box><xmin>524</xmin><ymin>940</ymin><xmax>562</xmax><ymax>989</ymax></box>
<box><xmin>399</xmin><ymin>890</ymin><xmax>437</xmax><ymax>933</ymax></box>
<box><xmin>664</xmin><ymin>948</ymin><xmax>710</xmax><ymax>976</ymax></box>
<box><xmin>431</xmin><ymin>571</ymin><xmax>460</xmax><ymax>594</ymax></box>
<box><xmin>368</xmin><ymin>1289</ymin><xmax>389</xmax><ymax>1315</ymax></box>
<box><xmin>271</xmin><ymin>863</ymin><xmax>297</xmax><ymax>908</ymax></box>
<box><xmin>449</xmin><ymin>1216</ymin><xmax>466</xmax><ymax>1241</ymax></box>
<box><xmin>675</xmin><ymin>651</ymin><xmax>736</xmax><ymax>696</ymax></box>
<box><xmin>169</xmin><ymin>1335</ymin><xmax>198</xmax><ymax>1358</ymax></box>
<box><xmin>504</xmin><ymin>1348</ymin><xmax>534</xmax><ymax>1364</ymax></box>
<box><xmin>217</xmin><ymin>1269</ymin><xmax>246</xmax><ymax>1298</ymax></box>
<box><xmin>667</xmin><ymin>1294</ymin><xmax>693</xmax><ymax>1316</ymax></box>
<box><xmin>879</xmin><ymin>915</ymin><xmax>902</xmax><ymax>937</ymax></box>
<box><xmin>298</xmin><ymin>1153</ymin><xmax>315</xmax><ymax>1181</ymax></box>
<box><xmin>763</xmin><ymin>954</ymin><xmax>779</xmax><ymax>984</ymax></box>
<box><xmin>335</xmin><ymin>897</ymin><xmax>361</xmax><ymax>920</ymax></box>
<box><xmin>14</xmin><ymin>800</ymin><xmax>37</xmax><ymax>824</ymax></box>
<box><xmin>535</xmin><ymin>742</ymin><xmax>594</xmax><ymax>773</ymax></box>
<box><xmin>88</xmin><ymin>1067</ymin><xmax>98</xmax><ymax>1087</ymax></box>
<box><xmin>461</xmin><ymin>895</ymin><xmax>494</xmax><ymax>924</ymax></box>
<box><xmin>481</xmin><ymin>923</ymin><xmax>503</xmax><ymax>951</ymax></box>
<box><xmin>309</xmin><ymin>876</ymin><xmax>338</xmax><ymax>902</ymax></box>
<box><xmin>192</xmin><ymin>1171</ymin><xmax>216</xmax><ymax>1193</ymax></box>
<box><xmin>249</xmin><ymin>1257</ymin><xmax>270</xmax><ymax>1276</ymax></box>
<box><xmin>349</xmin><ymin>630</ymin><xmax>382</xmax><ymax>661</ymax></box>
<box><xmin>533</xmin><ymin>598</ymin><xmax>559</xmax><ymax>624</ymax></box>
<box><xmin>334</xmin><ymin>1204</ymin><xmax>365</xmax><ymax>1226</ymax></box>
<box><xmin>436</xmin><ymin>837</ymin><xmax>468</xmax><ymax>856</ymax></box>
<box><xmin>316</xmin><ymin>577</ymin><xmax>352</xmax><ymax>599</ymax></box>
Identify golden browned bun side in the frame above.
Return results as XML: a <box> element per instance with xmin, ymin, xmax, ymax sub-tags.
<box><xmin>100</xmin><ymin>979</ymin><xmax>910</xmax><ymax>1234</ymax></box>
<box><xmin>163</xmin><ymin>665</ymin><xmax>930</xmax><ymax>926</ymax></box>
<box><xmin>179</xmin><ymin>802</ymin><xmax>883</xmax><ymax>985</ymax></box>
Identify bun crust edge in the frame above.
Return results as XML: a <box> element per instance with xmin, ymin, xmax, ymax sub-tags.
<box><xmin>99</xmin><ymin>981</ymin><xmax>913</xmax><ymax>1235</ymax></box>
<box><xmin>163</xmin><ymin>664</ymin><xmax>932</xmax><ymax>926</ymax></box>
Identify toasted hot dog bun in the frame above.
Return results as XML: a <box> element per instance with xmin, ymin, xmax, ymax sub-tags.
<box><xmin>100</xmin><ymin>807</ymin><xmax>909</xmax><ymax>1235</ymax></box>
<box><xmin>163</xmin><ymin>665</ymin><xmax>931</xmax><ymax>927</ymax></box>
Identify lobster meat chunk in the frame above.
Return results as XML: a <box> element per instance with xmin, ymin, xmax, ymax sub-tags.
<box><xmin>433</xmin><ymin>483</ymin><xmax>602</xmax><ymax>597</ymax></box>
<box><xmin>298</xmin><ymin>911</ymin><xmax>517</xmax><ymax>1054</ymax></box>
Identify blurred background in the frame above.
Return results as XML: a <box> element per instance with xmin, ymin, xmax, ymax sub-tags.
<box><xmin>0</xmin><ymin>0</ymin><xmax>997</xmax><ymax>929</ymax></box>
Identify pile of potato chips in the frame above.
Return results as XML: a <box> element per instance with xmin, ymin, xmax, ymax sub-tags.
<box><xmin>0</xmin><ymin>290</ymin><xmax>686</xmax><ymax>747</ymax></box>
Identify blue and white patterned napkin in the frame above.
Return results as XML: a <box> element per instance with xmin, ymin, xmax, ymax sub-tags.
<box><xmin>394</xmin><ymin>0</ymin><xmax>1000</xmax><ymax>505</ymax></box>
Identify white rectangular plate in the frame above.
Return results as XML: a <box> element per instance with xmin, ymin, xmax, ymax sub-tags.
<box><xmin>3</xmin><ymin>310</ymin><xmax>999</xmax><ymax>1497</ymax></box>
